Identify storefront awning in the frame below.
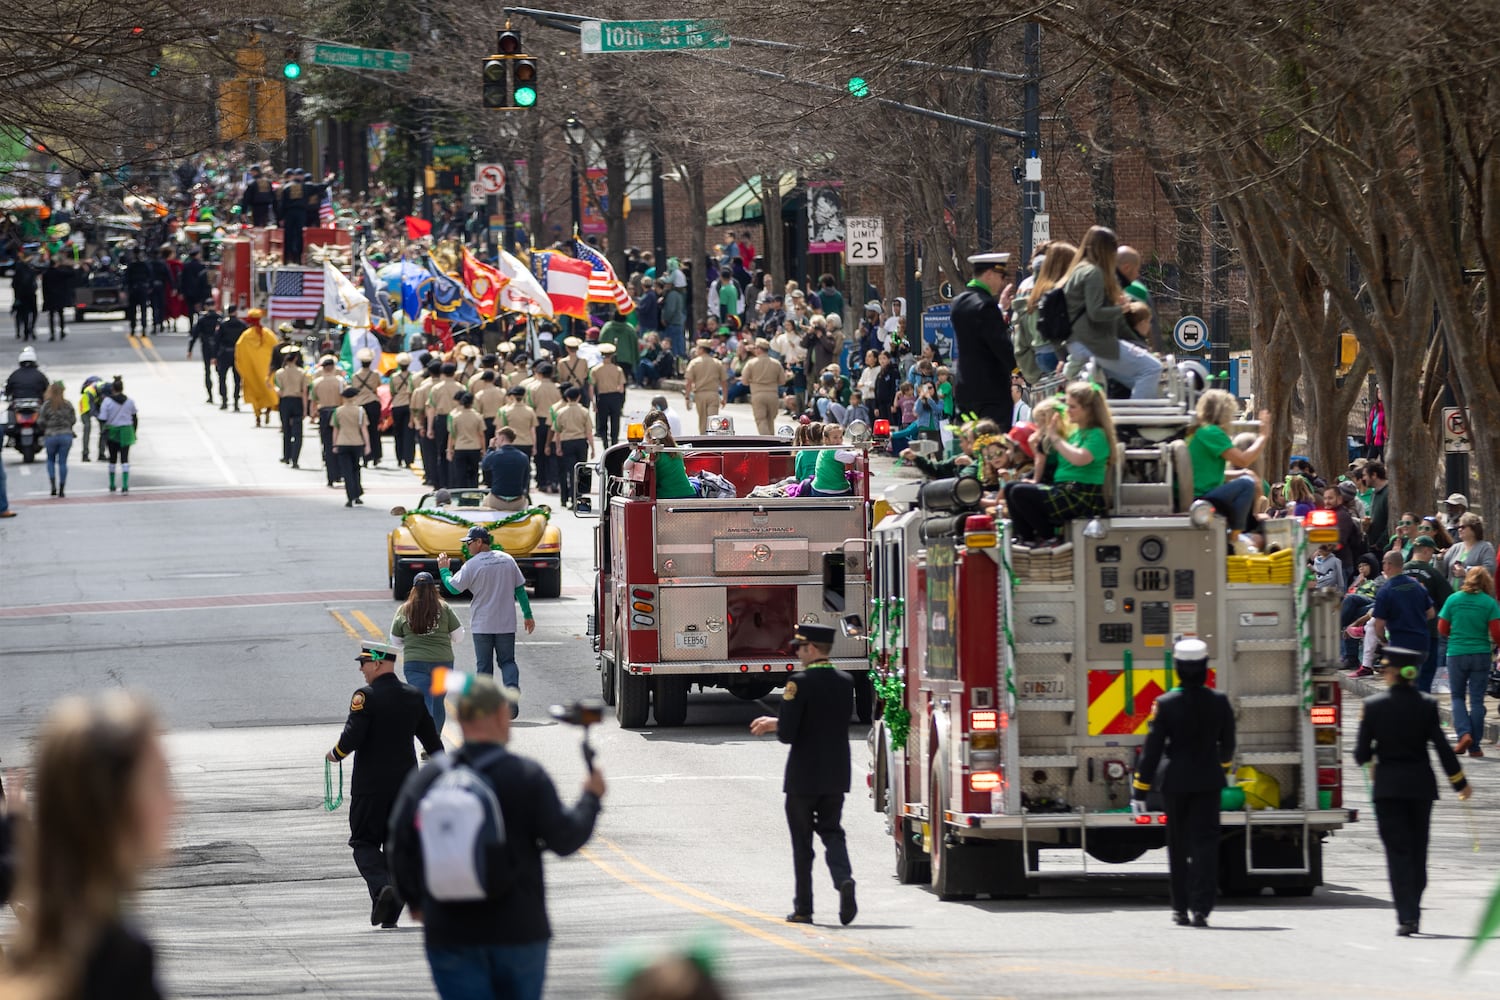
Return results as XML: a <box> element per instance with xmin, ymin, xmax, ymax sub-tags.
<box><xmin>706</xmin><ymin>172</ymin><xmax>798</xmax><ymax>228</ymax></box>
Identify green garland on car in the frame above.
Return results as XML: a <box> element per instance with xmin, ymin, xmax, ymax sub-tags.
<box><xmin>400</xmin><ymin>504</ymin><xmax>552</xmax><ymax>532</ymax></box>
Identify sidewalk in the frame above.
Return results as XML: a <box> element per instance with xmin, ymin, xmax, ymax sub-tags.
<box><xmin>1341</xmin><ymin>669</ymin><xmax>1500</xmax><ymax>744</ymax></box>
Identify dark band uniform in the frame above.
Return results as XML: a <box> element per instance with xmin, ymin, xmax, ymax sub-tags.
<box><xmin>776</xmin><ymin>624</ymin><xmax>855</xmax><ymax>921</ymax></box>
<box><xmin>1132</xmin><ymin>640</ymin><xmax>1236</xmax><ymax>923</ymax></box>
<box><xmin>950</xmin><ymin>253</ymin><xmax>1017</xmax><ymax>431</ymax></box>
<box><xmin>1353</xmin><ymin>645</ymin><xmax>1469</xmax><ymax>933</ymax></box>
<box><xmin>329</xmin><ymin>641</ymin><xmax>443</xmax><ymax>916</ymax></box>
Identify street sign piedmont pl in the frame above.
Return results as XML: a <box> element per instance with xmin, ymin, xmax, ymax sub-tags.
<box><xmin>310</xmin><ymin>44</ymin><xmax>413</xmax><ymax>73</ymax></box>
<box><xmin>580</xmin><ymin>20</ymin><xmax>730</xmax><ymax>53</ymax></box>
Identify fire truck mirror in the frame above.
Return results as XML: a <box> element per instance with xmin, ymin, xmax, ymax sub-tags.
<box><xmin>822</xmin><ymin>552</ymin><xmax>848</xmax><ymax>612</ymax></box>
<box><xmin>838</xmin><ymin>613</ymin><xmax>865</xmax><ymax>638</ymax></box>
<box><xmin>572</xmin><ymin>463</ymin><xmax>599</xmax><ymax>518</ymax></box>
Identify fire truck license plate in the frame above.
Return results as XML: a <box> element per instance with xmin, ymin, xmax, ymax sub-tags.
<box><xmin>1020</xmin><ymin>675</ymin><xmax>1066</xmax><ymax>697</ymax></box>
<box><xmin>674</xmin><ymin>633</ymin><xmax>709</xmax><ymax>650</ymax></box>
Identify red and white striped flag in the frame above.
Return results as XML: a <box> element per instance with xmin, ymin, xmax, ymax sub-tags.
<box><xmin>573</xmin><ymin>239</ymin><xmax>635</xmax><ymax>314</ymax></box>
<box><xmin>268</xmin><ymin>267</ymin><xmax>326</xmax><ymax>320</ymax></box>
<box><xmin>319</xmin><ymin>192</ymin><xmax>335</xmax><ymax>226</ymax></box>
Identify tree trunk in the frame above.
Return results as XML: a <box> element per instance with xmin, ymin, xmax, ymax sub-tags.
<box><xmin>603</xmin><ymin>125</ymin><xmax>629</xmax><ymax>276</ymax></box>
<box><xmin>686</xmin><ymin>160</ymin><xmax>707</xmax><ymax>329</ymax></box>
<box><xmin>760</xmin><ymin>171</ymin><xmax>785</xmax><ymax>289</ymax></box>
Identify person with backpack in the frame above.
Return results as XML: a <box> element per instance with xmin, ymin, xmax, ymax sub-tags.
<box><xmin>387</xmin><ymin>674</ymin><xmax>605</xmax><ymax>1000</ymax></box>
<box><xmin>326</xmin><ymin>640</ymin><xmax>443</xmax><ymax>930</ymax></box>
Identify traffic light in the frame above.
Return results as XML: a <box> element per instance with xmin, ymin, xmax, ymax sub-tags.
<box><xmin>282</xmin><ymin>45</ymin><xmax>302</xmax><ymax>80</ymax></box>
<box><xmin>481</xmin><ymin>30</ymin><xmax>537</xmax><ymax>110</ymax></box>
<box><xmin>512</xmin><ymin>56</ymin><xmax>537</xmax><ymax>108</ymax></box>
<box><xmin>847</xmin><ymin>76</ymin><xmax>870</xmax><ymax>99</ymax></box>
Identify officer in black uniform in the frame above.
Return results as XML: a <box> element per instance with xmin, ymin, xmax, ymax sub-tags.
<box><xmin>1354</xmin><ymin>645</ymin><xmax>1472</xmax><ymax>936</ymax></box>
<box><xmin>750</xmin><ymin>623</ymin><xmax>858</xmax><ymax>926</ymax></box>
<box><xmin>1132</xmin><ymin>638</ymin><xmax>1237</xmax><ymax>928</ymax></box>
<box><xmin>326</xmin><ymin>640</ymin><xmax>443</xmax><ymax>928</ymax></box>
<box><xmin>279</xmin><ymin>169</ymin><xmax>307</xmax><ymax>264</ymax></box>
<box><xmin>187</xmin><ymin>305</ymin><xmax>220</xmax><ymax>404</ymax></box>
<box><xmin>214</xmin><ymin>305</ymin><xmax>246</xmax><ymax>411</ymax></box>
<box><xmin>949</xmin><ymin>251</ymin><xmax>1017</xmax><ymax>431</ymax></box>
<box><xmin>123</xmin><ymin>249</ymin><xmax>151</xmax><ymax>336</ymax></box>
<box><xmin>240</xmin><ymin>166</ymin><xmax>278</xmax><ymax>228</ymax></box>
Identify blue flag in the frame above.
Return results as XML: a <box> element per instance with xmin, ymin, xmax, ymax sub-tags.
<box><xmin>400</xmin><ymin>261</ymin><xmax>428</xmax><ymax>321</ymax></box>
<box><xmin>423</xmin><ymin>257</ymin><xmax>482</xmax><ymax>328</ymax></box>
<box><xmin>361</xmin><ymin>255</ymin><xmax>393</xmax><ymax>324</ymax></box>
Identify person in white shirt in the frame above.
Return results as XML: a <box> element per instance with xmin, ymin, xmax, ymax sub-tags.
<box><xmin>1011</xmin><ymin>376</ymin><xmax>1032</xmax><ymax>427</ymax></box>
<box><xmin>437</xmin><ymin>525</ymin><xmax>535</xmax><ymax>716</ymax></box>
<box><xmin>650</xmin><ymin>395</ymin><xmax>684</xmax><ymax>438</ymax></box>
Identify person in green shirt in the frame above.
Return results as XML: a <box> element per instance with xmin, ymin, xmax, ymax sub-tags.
<box><xmin>597</xmin><ymin>310</ymin><xmax>641</xmax><ymax>371</ymax></box>
<box><xmin>809</xmin><ymin>422</ymin><xmax>857</xmax><ymax>497</ymax></box>
<box><xmin>1005</xmin><ymin>382</ymin><xmax>1115</xmax><ymax>544</ymax></box>
<box><xmin>794</xmin><ymin>420</ymin><xmax>823</xmax><ymax>481</ymax></box>
<box><xmin>1186</xmin><ymin>389</ymin><xmax>1270</xmax><ymax>534</ymax></box>
<box><xmin>389</xmin><ymin>572</ymin><xmax>464</xmax><ymax>731</ymax></box>
<box><xmin>1438</xmin><ymin>566</ymin><xmax>1500</xmax><ymax>755</ymax></box>
<box><xmin>644</xmin><ymin>410</ymin><xmax>696</xmax><ymax>498</ymax></box>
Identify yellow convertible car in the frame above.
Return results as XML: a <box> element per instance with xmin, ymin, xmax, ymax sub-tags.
<box><xmin>387</xmin><ymin>490</ymin><xmax>562</xmax><ymax>599</ymax></box>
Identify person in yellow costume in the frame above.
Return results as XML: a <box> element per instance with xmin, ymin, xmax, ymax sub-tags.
<box><xmin>235</xmin><ymin>308</ymin><xmax>280</xmax><ymax>427</ymax></box>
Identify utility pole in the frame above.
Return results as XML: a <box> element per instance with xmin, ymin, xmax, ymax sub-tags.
<box><xmin>1019</xmin><ymin>22</ymin><xmax>1042</xmax><ymax>267</ymax></box>
<box><xmin>974</xmin><ymin>36</ymin><xmax>992</xmax><ymax>252</ymax></box>
<box><xmin>649</xmin><ymin>147</ymin><xmax>668</xmax><ymax>279</ymax></box>
<box><xmin>1210</xmin><ymin>205</ymin><xmax>1230</xmax><ymax>383</ymax></box>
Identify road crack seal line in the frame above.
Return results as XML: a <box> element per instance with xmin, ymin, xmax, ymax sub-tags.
<box><xmin>584</xmin><ymin>837</ymin><xmax>958</xmax><ymax>998</ymax></box>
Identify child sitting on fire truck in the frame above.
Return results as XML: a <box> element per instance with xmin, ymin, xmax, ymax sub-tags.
<box><xmin>1006</xmin><ymin>382</ymin><xmax>1116</xmax><ymax>546</ymax></box>
<box><xmin>642</xmin><ymin>411</ymin><xmax>697</xmax><ymax>499</ymax></box>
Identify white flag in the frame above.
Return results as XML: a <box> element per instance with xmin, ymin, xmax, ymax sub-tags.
<box><xmin>322</xmin><ymin>260</ymin><xmax>371</xmax><ymax>327</ymax></box>
<box><xmin>495</xmin><ymin>249</ymin><xmax>554</xmax><ymax>317</ymax></box>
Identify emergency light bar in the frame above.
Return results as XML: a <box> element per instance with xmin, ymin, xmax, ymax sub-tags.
<box><xmin>1303</xmin><ymin>508</ymin><xmax>1340</xmax><ymax>543</ymax></box>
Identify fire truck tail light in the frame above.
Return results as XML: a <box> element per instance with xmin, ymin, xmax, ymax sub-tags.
<box><xmin>970</xmin><ymin>710</ymin><xmax>998</xmax><ymax>731</ymax></box>
<box><xmin>969</xmin><ymin>733</ymin><xmax>998</xmax><ymax>751</ymax></box>
<box><xmin>1157</xmin><ymin>814</ymin><xmax>1168</xmax><ymax>825</ymax></box>
<box><xmin>1310</xmin><ymin>705</ymin><xmax>1337</xmax><ymax>726</ymax></box>
<box><xmin>786</xmin><ymin>663</ymin><xmax>795</xmax><ymax>670</ymax></box>
<box><xmin>739</xmin><ymin>664</ymin><xmax>748</xmax><ymax>672</ymax></box>
<box><xmin>1133</xmin><ymin>814</ymin><xmax>1153</xmax><ymax>825</ymax></box>
<box><xmin>1317</xmin><ymin>767</ymin><xmax>1341</xmax><ymax>787</ymax></box>
<box><xmin>1304</xmin><ymin>509</ymin><xmax>1337</xmax><ymax>528</ymax></box>
<box><xmin>1314</xmin><ymin>681</ymin><xmax>1336</xmax><ymax>704</ymax></box>
<box><xmin>632</xmin><ymin>601</ymin><xmax>653</xmax><ymax>613</ymax></box>
<box><xmin>762</xmin><ymin>664</ymin><xmax>772</xmax><ymax>672</ymax></box>
<box><xmin>969</xmin><ymin>771</ymin><xmax>1001</xmax><ymax>792</ymax></box>
<box><xmin>1314</xmin><ymin>728</ymin><xmax>1338</xmax><ymax>745</ymax></box>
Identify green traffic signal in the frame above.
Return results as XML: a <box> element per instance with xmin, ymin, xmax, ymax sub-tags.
<box><xmin>283</xmin><ymin>61</ymin><xmax>302</xmax><ymax>80</ymax></box>
<box><xmin>513</xmin><ymin>86</ymin><xmax>537</xmax><ymax>107</ymax></box>
<box><xmin>848</xmin><ymin>76</ymin><xmax>870</xmax><ymax>98</ymax></box>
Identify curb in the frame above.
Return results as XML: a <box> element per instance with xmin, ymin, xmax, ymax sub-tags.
<box><xmin>1338</xmin><ymin>671</ymin><xmax>1500</xmax><ymax>745</ymax></box>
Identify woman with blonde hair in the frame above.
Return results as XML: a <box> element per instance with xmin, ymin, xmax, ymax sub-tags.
<box><xmin>3</xmin><ymin>692</ymin><xmax>174</xmax><ymax>998</ymax></box>
<box><xmin>1187</xmin><ymin>389</ymin><xmax>1270</xmax><ymax>533</ymax></box>
<box><xmin>39</xmin><ymin>380</ymin><xmax>76</xmax><ymax>499</ymax></box>
<box><xmin>1006</xmin><ymin>382</ymin><xmax>1115</xmax><ymax>544</ymax></box>
<box><xmin>1060</xmin><ymin>226</ymin><xmax>1162</xmax><ymax>398</ymax></box>
<box><xmin>1010</xmin><ymin>240</ymin><xmax>1075</xmax><ymax>381</ymax></box>
<box><xmin>1437</xmin><ymin>565</ymin><xmax>1500</xmax><ymax>757</ymax></box>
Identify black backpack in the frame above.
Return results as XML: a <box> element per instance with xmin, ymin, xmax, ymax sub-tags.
<box><xmin>1037</xmin><ymin>286</ymin><xmax>1083</xmax><ymax>345</ymax></box>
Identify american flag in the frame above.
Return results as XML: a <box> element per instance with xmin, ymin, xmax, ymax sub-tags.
<box><xmin>319</xmin><ymin>193</ymin><xmax>335</xmax><ymax>226</ymax></box>
<box><xmin>573</xmin><ymin>239</ymin><xmax>635</xmax><ymax>313</ymax></box>
<box><xmin>269</xmin><ymin>268</ymin><xmax>326</xmax><ymax>320</ymax></box>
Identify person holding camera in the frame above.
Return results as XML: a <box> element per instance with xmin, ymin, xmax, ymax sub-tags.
<box><xmin>388</xmin><ymin>675</ymin><xmax>605</xmax><ymax>1000</ymax></box>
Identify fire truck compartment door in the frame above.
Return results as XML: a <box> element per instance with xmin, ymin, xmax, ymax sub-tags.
<box><xmin>713</xmin><ymin>537</ymin><xmax>810</xmax><ymax>574</ymax></box>
<box><xmin>657</xmin><ymin>588</ymin><xmax>730</xmax><ymax>660</ymax></box>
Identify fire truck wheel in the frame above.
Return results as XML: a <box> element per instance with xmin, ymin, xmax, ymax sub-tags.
<box><xmin>600</xmin><ymin>646</ymin><xmax>617</xmax><ymax>706</ymax></box>
<box><xmin>653</xmin><ymin>677</ymin><xmax>689</xmax><ymax>727</ymax></box>
<box><xmin>533</xmin><ymin>567</ymin><xmax>562</xmax><ymax>599</ymax></box>
<box><xmin>730</xmin><ymin>682</ymin><xmax>774</xmax><ymax>701</ymax></box>
<box><xmin>928</xmin><ymin>761</ymin><xmax>974</xmax><ymax>900</ymax></box>
<box><xmin>894</xmin><ymin>818</ymin><xmax>930</xmax><ymax>885</ymax></box>
<box><xmin>617</xmin><ymin>668</ymin><xmax>651</xmax><ymax>729</ymax></box>
<box><xmin>853</xmin><ymin>672</ymin><xmax>875</xmax><ymax>724</ymax></box>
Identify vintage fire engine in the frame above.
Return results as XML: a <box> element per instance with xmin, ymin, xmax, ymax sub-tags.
<box><xmin>865</xmin><ymin>386</ymin><xmax>1352</xmax><ymax>899</ymax></box>
<box><xmin>581</xmin><ymin>419</ymin><xmax>875</xmax><ymax>728</ymax></box>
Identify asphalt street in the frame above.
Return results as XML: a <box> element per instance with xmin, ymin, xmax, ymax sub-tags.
<box><xmin>3</xmin><ymin>303</ymin><xmax>1500</xmax><ymax>998</ymax></box>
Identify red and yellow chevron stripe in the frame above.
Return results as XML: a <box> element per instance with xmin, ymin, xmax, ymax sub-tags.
<box><xmin>1087</xmin><ymin>668</ymin><xmax>1218</xmax><ymax>736</ymax></box>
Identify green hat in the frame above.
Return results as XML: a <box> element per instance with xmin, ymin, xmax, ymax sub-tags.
<box><xmin>454</xmin><ymin>673</ymin><xmax>519</xmax><ymax>721</ymax></box>
<box><xmin>1412</xmin><ymin>535</ymin><xmax>1437</xmax><ymax>550</ymax></box>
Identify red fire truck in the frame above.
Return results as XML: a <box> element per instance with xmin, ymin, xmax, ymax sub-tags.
<box><xmin>865</xmin><ymin>393</ymin><xmax>1352</xmax><ymax>899</ymax></box>
<box><xmin>581</xmin><ymin>423</ymin><xmax>875</xmax><ymax>728</ymax></box>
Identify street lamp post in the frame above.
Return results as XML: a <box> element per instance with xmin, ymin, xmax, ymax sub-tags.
<box><xmin>564</xmin><ymin>114</ymin><xmax>585</xmax><ymax>237</ymax></box>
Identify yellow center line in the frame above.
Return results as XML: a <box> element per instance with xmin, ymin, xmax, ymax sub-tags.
<box><xmin>592</xmin><ymin>838</ymin><xmax>955</xmax><ymax>990</ymax></box>
<box><xmin>139</xmin><ymin>335</ymin><xmax>154</xmax><ymax>349</ymax></box>
<box><xmin>350</xmin><ymin>609</ymin><xmax>385</xmax><ymax>640</ymax></box>
<box><xmin>581</xmin><ymin>843</ymin><xmax>961</xmax><ymax>1000</ymax></box>
<box><xmin>328</xmin><ymin>610</ymin><xmax>360</xmax><ymax>639</ymax></box>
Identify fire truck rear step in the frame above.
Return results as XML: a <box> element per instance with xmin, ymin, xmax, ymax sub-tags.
<box><xmin>1243</xmin><ymin>810</ymin><xmax>1313</xmax><ymax>876</ymax></box>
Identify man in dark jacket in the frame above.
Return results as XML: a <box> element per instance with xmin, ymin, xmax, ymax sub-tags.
<box><xmin>214</xmin><ymin>306</ymin><xmax>247</xmax><ymax>411</ymax></box>
<box><xmin>188</xmin><ymin>306</ymin><xmax>221</xmax><ymax>404</ymax></box>
<box><xmin>326</xmin><ymin>640</ymin><xmax>442</xmax><ymax>929</ymax></box>
<box><xmin>40</xmin><ymin>258</ymin><xmax>73</xmax><ymax>341</ymax></box>
<box><xmin>179</xmin><ymin>247</ymin><xmax>210</xmax><ymax>324</ymax></box>
<box><xmin>279</xmin><ymin>169</ymin><xmax>308</xmax><ymax>264</ymax></box>
<box><xmin>387</xmin><ymin>674</ymin><xmax>604</xmax><ymax>999</ymax></box>
<box><xmin>241</xmin><ymin>166</ymin><xmax>278</xmax><ymax>227</ymax></box>
<box><xmin>950</xmin><ymin>252</ymin><xmax>1016</xmax><ymax>430</ymax></box>
<box><xmin>1132</xmin><ymin>638</ymin><xmax>1237</xmax><ymax>927</ymax></box>
<box><xmin>750</xmin><ymin>623</ymin><xmax>858</xmax><ymax>926</ymax></box>
<box><xmin>146</xmin><ymin>248</ymin><xmax>171</xmax><ymax>334</ymax></box>
<box><xmin>123</xmin><ymin>250</ymin><xmax>151</xmax><ymax>335</ymax></box>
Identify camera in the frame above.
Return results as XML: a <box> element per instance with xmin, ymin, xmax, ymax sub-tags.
<box><xmin>549</xmin><ymin>699</ymin><xmax>605</xmax><ymax>727</ymax></box>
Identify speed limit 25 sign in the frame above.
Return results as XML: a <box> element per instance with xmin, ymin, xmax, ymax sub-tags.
<box><xmin>844</xmin><ymin>217</ymin><xmax>884</xmax><ymax>266</ymax></box>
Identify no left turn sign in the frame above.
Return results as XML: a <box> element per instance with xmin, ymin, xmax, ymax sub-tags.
<box><xmin>475</xmin><ymin>163</ymin><xmax>507</xmax><ymax>196</ymax></box>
